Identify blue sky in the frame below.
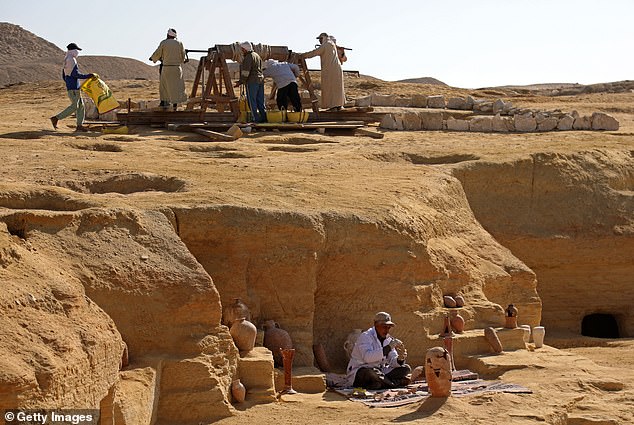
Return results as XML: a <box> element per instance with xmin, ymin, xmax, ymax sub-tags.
<box><xmin>3</xmin><ymin>0</ymin><xmax>632</xmax><ymax>88</ymax></box>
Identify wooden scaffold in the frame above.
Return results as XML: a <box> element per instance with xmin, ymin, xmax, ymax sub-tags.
<box><xmin>186</xmin><ymin>43</ymin><xmax>319</xmax><ymax>116</ymax></box>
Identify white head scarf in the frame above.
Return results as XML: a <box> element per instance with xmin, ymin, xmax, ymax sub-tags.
<box><xmin>167</xmin><ymin>28</ymin><xmax>177</xmax><ymax>38</ymax></box>
<box><xmin>240</xmin><ymin>41</ymin><xmax>253</xmax><ymax>52</ymax></box>
<box><xmin>63</xmin><ymin>49</ymin><xmax>79</xmax><ymax>76</ymax></box>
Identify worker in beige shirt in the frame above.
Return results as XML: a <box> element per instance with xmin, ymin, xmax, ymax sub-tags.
<box><xmin>150</xmin><ymin>28</ymin><xmax>188</xmax><ymax>110</ymax></box>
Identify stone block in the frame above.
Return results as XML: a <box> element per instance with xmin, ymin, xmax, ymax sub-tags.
<box><xmin>379</xmin><ymin>113</ymin><xmax>398</xmax><ymax>130</ymax></box>
<box><xmin>469</xmin><ymin>116</ymin><xmax>493</xmax><ymax>132</ymax></box>
<box><xmin>113</xmin><ymin>367</ymin><xmax>157</xmax><ymax>425</ymax></box>
<box><xmin>411</xmin><ymin>94</ymin><xmax>427</xmax><ymax>108</ymax></box>
<box><xmin>446</xmin><ymin>117</ymin><xmax>470</xmax><ymax>131</ymax></box>
<box><xmin>238</xmin><ymin>347</ymin><xmax>276</xmax><ymax>403</ymax></box>
<box><xmin>515</xmin><ymin>114</ymin><xmax>537</xmax><ymax>132</ymax></box>
<box><xmin>537</xmin><ymin>117</ymin><xmax>559</xmax><ymax>132</ymax></box>
<box><xmin>447</xmin><ymin>97</ymin><xmax>468</xmax><ymax>110</ymax></box>
<box><xmin>573</xmin><ymin>115</ymin><xmax>592</xmax><ymax>130</ymax></box>
<box><xmin>355</xmin><ymin>95</ymin><xmax>372</xmax><ymax>107</ymax></box>
<box><xmin>427</xmin><ymin>95</ymin><xmax>446</xmax><ymax>109</ymax></box>
<box><xmin>591</xmin><ymin>112</ymin><xmax>619</xmax><ymax>131</ymax></box>
<box><xmin>395</xmin><ymin>97</ymin><xmax>412</xmax><ymax>107</ymax></box>
<box><xmin>557</xmin><ymin>115</ymin><xmax>574</xmax><ymax>130</ymax></box>
<box><xmin>371</xmin><ymin>93</ymin><xmax>396</xmax><ymax>106</ymax></box>
<box><xmin>402</xmin><ymin>112</ymin><xmax>422</xmax><ymax>130</ymax></box>
<box><xmin>492</xmin><ymin>114</ymin><xmax>514</xmax><ymax>132</ymax></box>
<box><xmin>274</xmin><ymin>366</ymin><xmax>326</xmax><ymax>394</ymax></box>
<box><xmin>419</xmin><ymin>111</ymin><xmax>443</xmax><ymax>130</ymax></box>
<box><xmin>492</xmin><ymin>99</ymin><xmax>506</xmax><ymax>114</ymax></box>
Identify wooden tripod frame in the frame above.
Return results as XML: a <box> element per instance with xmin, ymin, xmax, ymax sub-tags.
<box><xmin>187</xmin><ymin>45</ymin><xmax>319</xmax><ymax>116</ymax></box>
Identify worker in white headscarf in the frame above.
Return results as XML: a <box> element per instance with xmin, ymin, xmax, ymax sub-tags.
<box><xmin>302</xmin><ymin>32</ymin><xmax>346</xmax><ymax>111</ymax></box>
<box><xmin>50</xmin><ymin>42</ymin><xmax>94</xmax><ymax>132</ymax></box>
<box><xmin>150</xmin><ymin>28</ymin><xmax>188</xmax><ymax>110</ymax></box>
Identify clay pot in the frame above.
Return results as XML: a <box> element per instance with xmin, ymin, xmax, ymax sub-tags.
<box><xmin>520</xmin><ymin>325</ymin><xmax>531</xmax><ymax>344</ymax></box>
<box><xmin>532</xmin><ymin>326</ymin><xmax>545</xmax><ymax>348</ymax></box>
<box><xmin>313</xmin><ymin>343</ymin><xmax>332</xmax><ymax>372</ymax></box>
<box><xmin>231</xmin><ymin>379</ymin><xmax>246</xmax><ymax>403</ymax></box>
<box><xmin>425</xmin><ymin>347</ymin><xmax>452</xmax><ymax>397</ymax></box>
<box><xmin>450</xmin><ymin>311</ymin><xmax>465</xmax><ymax>334</ymax></box>
<box><xmin>484</xmin><ymin>327</ymin><xmax>503</xmax><ymax>353</ymax></box>
<box><xmin>230</xmin><ymin>317</ymin><xmax>257</xmax><ymax>352</ymax></box>
<box><xmin>343</xmin><ymin>329</ymin><xmax>363</xmax><ymax>359</ymax></box>
<box><xmin>263</xmin><ymin>320</ymin><xmax>293</xmax><ymax>366</ymax></box>
<box><xmin>224</xmin><ymin>298</ymin><xmax>251</xmax><ymax>327</ymax></box>
<box><xmin>443</xmin><ymin>295</ymin><xmax>457</xmax><ymax>308</ymax></box>
<box><xmin>505</xmin><ymin>304</ymin><xmax>518</xmax><ymax>329</ymax></box>
<box><xmin>454</xmin><ymin>295</ymin><xmax>465</xmax><ymax>307</ymax></box>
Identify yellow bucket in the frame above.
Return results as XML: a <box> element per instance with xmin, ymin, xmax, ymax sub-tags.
<box><xmin>266</xmin><ymin>110</ymin><xmax>286</xmax><ymax>123</ymax></box>
<box><xmin>286</xmin><ymin>111</ymin><xmax>309</xmax><ymax>123</ymax></box>
<box><xmin>80</xmin><ymin>75</ymin><xmax>119</xmax><ymax>114</ymax></box>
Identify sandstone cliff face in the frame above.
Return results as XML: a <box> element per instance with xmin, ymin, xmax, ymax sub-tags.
<box><xmin>454</xmin><ymin>150</ymin><xmax>634</xmax><ymax>338</ymax></box>
<box><xmin>175</xmin><ymin>171</ymin><xmax>540</xmax><ymax>372</ymax></box>
<box><xmin>0</xmin><ymin>208</ymin><xmax>238</xmax><ymax>423</ymax></box>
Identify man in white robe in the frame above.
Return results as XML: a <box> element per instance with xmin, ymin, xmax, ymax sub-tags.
<box><xmin>302</xmin><ymin>32</ymin><xmax>345</xmax><ymax>111</ymax></box>
<box><xmin>150</xmin><ymin>28</ymin><xmax>188</xmax><ymax>110</ymax></box>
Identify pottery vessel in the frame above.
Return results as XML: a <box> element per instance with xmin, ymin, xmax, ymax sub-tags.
<box><xmin>450</xmin><ymin>311</ymin><xmax>465</xmax><ymax>334</ymax></box>
<box><xmin>425</xmin><ymin>347</ymin><xmax>452</xmax><ymax>397</ymax></box>
<box><xmin>454</xmin><ymin>295</ymin><xmax>465</xmax><ymax>307</ymax></box>
<box><xmin>443</xmin><ymin>295</ymin><xmax>457</xmax><ymax>308</ymax></box>
<box><xmin>505</xmin><ymin>304</ymin><xmax>518</xmax><ymax>329</ymax></box>
<box><xmin>313</xmin><ymin>343</ymin><xmax>332</xmax><ymax>372</ymax></box>
<box><xmin>280</xmin><ymin>348</ymin><xmax>297</xmax><ymax>394</ymax></box>
<box><xmin>263</xmin><ymin>320</ymin><xmax>293</xmax><ymax>366</ymax></box>
<box><xmin>532</xmin><ymin>326</ymin><xmax>546</xmax><ymax>348</ymax></box>
<box><xmin>343</xmin><ymin>329</ymin><xmax>363</xmax><ymax>359</ymax></box>
<box><xmin>441</xmin><ymin>314</ymin><xmax>453</xmax><ymax>336</ymax></box>
<box><xmin>224</xmin><ymin>298</ymin><xmax>251</xmax><ymax>327</ymax></box>
<box><xmin>230</xmin><ymin>317</ymin><xmax>257</xmax><ymax>352</ymax></box>
<box><xmin>484</xmin><ymin>327</ymin><xmax>503</xmax><ymax>353</ymax></box>
<box><xmin>231</xmin><ymin>379</ymin><xmax>246</xmax><ymax>403</ymax></box>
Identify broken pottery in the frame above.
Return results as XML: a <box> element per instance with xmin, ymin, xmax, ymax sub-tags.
<box><xmin>343</xmin><ymin>328</ymin><xmax>363</xmax><ymax>359</ymax></box>
<box><xmin>484</xmin><ymin>327</ymin><xmax>503</xmax><ymax>353</ymax></box>
<box><xmin>454</xmin><ymin>295</ymin><xmax>465</xmax><ymax>307</ymax></box>
<box><xmin>450</xmin><ymin>311</ymin><xmax>465</xmax><ymax>333</ymax></box>
<box><xmin>425</xmin><ymin>347</ymin><xmax>452</xmax><ymax>397</ymax></box>
<box><xmin>443</xmin><ymin>295</ymin><xmax>457</xmax><ymax>308</ymax></box>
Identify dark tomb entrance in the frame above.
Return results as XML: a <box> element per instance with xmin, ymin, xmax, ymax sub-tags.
<box><xmin>581</xmin><ymin>313</ymin><xmax>620</xmax><ymax>338</ymax></box>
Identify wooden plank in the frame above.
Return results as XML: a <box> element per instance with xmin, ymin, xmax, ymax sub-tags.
<box><xmin>355</xmin><ymin>127</ymin><xmax>384</xmax><ymax>139</ymax></box>
<box><xmin>192</xmin><ymin>128</ymin><xmax>235</xmax><ymax>141</ymax></box>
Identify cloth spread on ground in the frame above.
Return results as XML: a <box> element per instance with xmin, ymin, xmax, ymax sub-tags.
<box><xmin>329</xmin><ymin>370</ymin><xmax>531</xmax><ymax>408</ymax></box>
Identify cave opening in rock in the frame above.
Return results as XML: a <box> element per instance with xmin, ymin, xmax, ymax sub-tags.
<box><xmin>581</xmin><ymin>313</ymin><xmax>620</xmax><ymax>338</ymax></box>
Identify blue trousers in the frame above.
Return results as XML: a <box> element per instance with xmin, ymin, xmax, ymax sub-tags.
<box><xmin>246</xmin><ymin>82</ymin><xmax>266</xmax><ymax>123</ymax></box>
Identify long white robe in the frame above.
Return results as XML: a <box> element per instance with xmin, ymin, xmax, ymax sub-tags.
<box><xmin>150</xmin><ymin>39</ymin><xmax>188</xmax><ymax>104</ymax></box>
<box><xmin>304</xmin><ymin>39</ymin><xmax>345</xmax><ymax>109</ymax></box>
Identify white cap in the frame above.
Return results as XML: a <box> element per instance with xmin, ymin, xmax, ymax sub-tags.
<box><xmin>167</xmin><ymin>28</ymin><xmax>177</xmax><ymax>37</ymax></box>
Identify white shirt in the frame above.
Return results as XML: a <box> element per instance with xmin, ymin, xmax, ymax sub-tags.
<box><xmin>345</xmin><ymin>326</ymin><xmax>401</xmax><ymax>387</ymax></box>
<box><xmin>263</xmin><ymin>62</ymin><xmax>300</xmax><ymax>89</ymax></box>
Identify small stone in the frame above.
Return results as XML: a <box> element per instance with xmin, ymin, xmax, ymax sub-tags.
<box><xmin>141</xmin><ymin>255</ymin><xmax>149</xmax><ymax>261</ymax></box>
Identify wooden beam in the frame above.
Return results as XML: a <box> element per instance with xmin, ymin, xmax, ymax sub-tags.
<box><xmin>192</xmin><ymin>128</ymin><xmax>236</xmax><ymax>141</ymax></box>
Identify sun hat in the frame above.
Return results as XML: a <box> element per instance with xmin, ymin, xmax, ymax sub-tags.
<box><xmin>374</xmin><ymin>312</ymin><xmax>395</xmax><ymax>326</ymax></box>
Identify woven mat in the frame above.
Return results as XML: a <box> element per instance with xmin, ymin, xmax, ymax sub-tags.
<box><xmin>334</xmin><ymin>379</ymin><xmax>532</xmax><ymax>408</ymax></box>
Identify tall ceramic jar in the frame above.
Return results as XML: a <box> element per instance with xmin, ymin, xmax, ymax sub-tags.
<box><xmin>224</xmin><ymin>298</ymin><xmax>251</xmax><ymax>327</ymax></box>
<box><xmin>230</xmin><ymin>317</ymin><xmax>257</xmax><ymax>352</ymax></box>
<box><xmin>450</xmin><ymin>311</ymin><xmax>465</xmax><ymax>333</ymax></box>
<box><xmin>263</xmin><ymin>320</ymin><xmax>293</xmax><ymax>367</ymax></box>
<box><xmin>343</xmin><ymin>329</ymin><xmax>363</xmax><ymax>359</ymax></box>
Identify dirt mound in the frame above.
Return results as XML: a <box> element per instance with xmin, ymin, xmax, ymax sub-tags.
<box><xmin>396</xmin><ymin>76</ymin><xmax>448</xmax><ymax>85</ymax></box>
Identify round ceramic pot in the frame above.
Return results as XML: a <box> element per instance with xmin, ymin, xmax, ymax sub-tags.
<box><xmin>263</xmin><ymin>320</ymin><xmax>293</xmax><ymax>366</ymax></box>
<box><xmin>230</xmin><ymin>318</ymin><xmax>257</xmax><ymax>352</ymax></box>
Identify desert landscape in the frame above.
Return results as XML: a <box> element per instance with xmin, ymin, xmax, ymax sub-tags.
<box><xmin>1</xmin><ymin>23</ymin><xmax>633</xmax><ymax>425</ymax></box>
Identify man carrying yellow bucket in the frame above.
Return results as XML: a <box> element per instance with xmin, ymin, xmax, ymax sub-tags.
<box><xmin>50</xmin><ymin>43</ymin><xmax>95</xmax><ymax>132</ymax></box>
